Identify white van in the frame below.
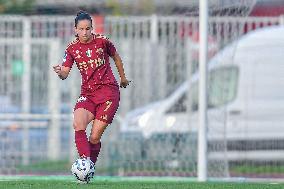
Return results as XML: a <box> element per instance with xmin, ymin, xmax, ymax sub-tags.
<box><xmin>121</xmin><ymin>25</ymin><xmax>284</xmax><ymax>148</ymax></box>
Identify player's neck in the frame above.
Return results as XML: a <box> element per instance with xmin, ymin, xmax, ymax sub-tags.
<box><xmin>79</xmin><ymin>35</ymin><xmax>93</xmax><ymax>44</ymax></box>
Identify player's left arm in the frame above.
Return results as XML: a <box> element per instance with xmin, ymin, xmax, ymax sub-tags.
<box><xmin>111</xmin><ymin>52</ymin><xmax>130</xmax><ymax>88</ymax></box>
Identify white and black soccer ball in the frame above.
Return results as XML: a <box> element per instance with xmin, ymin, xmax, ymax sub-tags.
<box><xmin>71</xmin><ymin>158</ymin><xmax>95</xmax><ymax>183</ymax></box>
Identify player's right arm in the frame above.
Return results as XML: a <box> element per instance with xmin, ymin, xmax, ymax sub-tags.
<box><xmin>53</xmin><ymin>48</ymin><xmax>74</xmax><ymax>80</ymax></box>
<box><xmin>53</xmin><ymin>65</ymin><xmax>71</xmax><ymax>80</ymax></box>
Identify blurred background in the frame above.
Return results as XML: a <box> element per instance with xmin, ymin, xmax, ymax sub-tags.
<box><xmin>1</xmin><ymin>0</ymin><xmax>284</xmax><ymax>181</ymax></box>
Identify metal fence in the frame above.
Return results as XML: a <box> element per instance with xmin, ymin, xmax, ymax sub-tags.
<box><xmin>0</xmin><ymin>15</ymin><xmax>283</xmax><ymax>178</ymax></box>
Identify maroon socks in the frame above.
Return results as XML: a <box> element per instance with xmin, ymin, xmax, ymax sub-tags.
<box><xmin>75</xmin><ymin>130</ymin><xmax>101</xmax><ymax>164</ymax></box>
<box><xmin>75</xmin><ymin>130</ymin><xmax>90</xmax><ymax>158</ymax></box>
<box><xmin>89</xmin><ymin>141</ymin><xmax>101</xmax><ymax>164</ymax></box>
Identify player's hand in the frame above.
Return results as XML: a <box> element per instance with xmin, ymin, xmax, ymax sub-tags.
<box><xmin>120</xmin><ymin>78</ymin><xmax>131</xmax><ymax>88</ymax></box>
<box><xmin>53</xmin><ymin>65</ymin><xmax>62</xmax><ymax>75</ymax></box>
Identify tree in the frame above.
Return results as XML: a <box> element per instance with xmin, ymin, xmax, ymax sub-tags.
<box><xmin>0</xmin><ymin>0</ymin><xmax>35</xmax><ymax>14</ymax></box>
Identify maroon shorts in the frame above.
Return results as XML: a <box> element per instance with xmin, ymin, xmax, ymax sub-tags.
<box><xmin>74</xmin><ymin>85</ymin><xmax>120</xmax><ymax>124</ymax></box>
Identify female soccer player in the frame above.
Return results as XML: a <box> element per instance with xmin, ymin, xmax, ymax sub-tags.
<box><xmin>53</xmin><ymin>11</ymin><xmax>130</xmax><ymax>170</ymax></box>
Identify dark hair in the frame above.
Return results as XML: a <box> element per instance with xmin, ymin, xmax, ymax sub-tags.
<box><xmin>75</xmin><ymin>10</ymin><xmax>92</xmax><ymax>27</ymax></box>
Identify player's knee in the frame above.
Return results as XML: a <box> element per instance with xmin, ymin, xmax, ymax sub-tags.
<box><xmin>73</xmin><ymin>120</ymin><xmax>86</xmax><ymax>131</ymax></box>
<box><xmin>89</xmin><ymin>135</ymin><xmax>101</xmax><ymax>144</ymax></box>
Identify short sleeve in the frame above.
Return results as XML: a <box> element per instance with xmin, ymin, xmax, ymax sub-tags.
<box><xmin>62</xmin><ymin>49</ymin><xmax>74</xmax><ymax>68</ymax></box>
<box><xmin>106</xmin><ymin>39</ymin><xmax>117</xmax><ymax>57</ymax></box>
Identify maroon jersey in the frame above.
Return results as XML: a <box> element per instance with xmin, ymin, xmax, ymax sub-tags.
<box><xmin>62</xmin><ymin>34</ymin><xmax>119</xmax><ymax>95</ymax></box>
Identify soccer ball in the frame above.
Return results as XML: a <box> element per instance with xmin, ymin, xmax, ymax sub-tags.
<box><xmin>71</xmin><ymin>158</ymin><xmax>95</xmax><ymax>183</ymax></box>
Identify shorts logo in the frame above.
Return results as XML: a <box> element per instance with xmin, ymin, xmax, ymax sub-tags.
<box><xmin>77</xmin><ymin>96</ymin><xmax>87</xmax><ymax>103</ymax></box>
<box><xmin>100</xmin><ymin>115</ymin><xmax>108</xmax><ymax>121</ymax></box>
<box><xmin>104</xmin><ymin>100</ymin><xmax>112</xmax><ymax>112</ymax></box>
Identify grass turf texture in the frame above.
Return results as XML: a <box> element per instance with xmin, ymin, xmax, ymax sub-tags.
<box><xmin>0</xmin><ymin>176</ymin><xmax>283</xmax><ymax>189</ymax></box>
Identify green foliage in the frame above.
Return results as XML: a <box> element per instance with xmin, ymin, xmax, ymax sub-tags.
<box><xmin>0</xmin><ymin>0</ymin><xmax>35</xmax><ymax>14</ymax></box>
<box><xmin>106</xmin><ymin>0</ymin><xmax>123</xmax><ymax>16</ymax></box>
<box><xmin>137</xmin><ymin>0</ymin><xmax>155</xmax><ymax>15</ymax></box>
<box><xmin>105</xmin><ymin>0</ymin><xmax>155</xmax><ymax>15</ymax></box>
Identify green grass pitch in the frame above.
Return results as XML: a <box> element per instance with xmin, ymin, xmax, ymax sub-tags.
<box><xmin>0</xmin><ymin>176</ymin><xmax>283</xmax><ymax>189</ymax></box>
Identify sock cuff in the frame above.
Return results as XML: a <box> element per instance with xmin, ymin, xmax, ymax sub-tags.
<box><xmin>75</xmin><ymin>130</ymin><xmax>86</xmax><ymax>134</ymax></box>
